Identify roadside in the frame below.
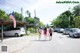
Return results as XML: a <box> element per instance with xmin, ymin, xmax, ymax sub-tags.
<box><xmin>26</xmin><ymin>33</ymin><xmax>39</xmax><ymax>36</ymax></box>
<box><xmin>0</xmin><ymin>35</ymin><xmax>37</xmax><ymax>53</ymax></box>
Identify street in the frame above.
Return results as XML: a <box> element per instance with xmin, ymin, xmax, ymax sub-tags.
<box><xmin>12</xmin><ymin>32</ymin><xmax>80</xmax><ymax>53</ymax></box>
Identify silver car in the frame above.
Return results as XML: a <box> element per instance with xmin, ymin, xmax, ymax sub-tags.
<box><xmin>54</xmin><ymin>28</ymin><xmax>60</xmax><ymax>32</ymax></box>
<box><xmin>63</xmin><ymin>28</ymin><xmax>70</xmax><ymax>35</ymax></box>
<box><xmin>57</xmin><ymin>28</ymin><xmax>64</xmax><ymax>33</ymax></box>
<box><xmin>69</xmin><ymin>28</ymin><xmax>80</xmax><ymax>38</ymax></box>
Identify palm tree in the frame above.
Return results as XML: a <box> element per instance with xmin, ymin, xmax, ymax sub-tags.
<box><xmin>26</xmin><ymin>10</ymin><xmax>31</xmax><ymax>17</ymax></box>
<box><xmin>73</xmin><ymin>4</ymin><xmax>80</xmax><ymax>16</ymax></box>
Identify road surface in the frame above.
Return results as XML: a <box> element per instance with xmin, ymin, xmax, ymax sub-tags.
<box><xmin>13</xmin><ymin>32</ymin><xmax>80</xmax><ymax>53</ymax></box>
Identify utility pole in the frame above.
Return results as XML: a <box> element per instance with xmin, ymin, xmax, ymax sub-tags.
<box><xmin>34</xmin><ymin>10</ymin><xmax>37</xmax><ymax>33</ymax></box>
<box><xmin>34</xmin><ymin>10</ymin><xmax>36</xmax><ymax>17</ymax></box>
<box><xmin>1</xmin><ymin>24</ymin><xmax>3</xmax><ymax>42</ymax></box>
<box><xmin>21</xmin><ymin>7</ymin><xmax>23</xmax><ymax>22</ymax></box>
<box><xmin>68</xmin><ymin>7</ymin><xmax>71</xmax><ymax>28</ymax></box>
<box><xmin>0</xmin><ymin>19</ymin><xmax>3</xmax><ymax>42</ymax></box>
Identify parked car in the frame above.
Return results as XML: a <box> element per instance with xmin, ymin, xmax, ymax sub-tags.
<box><xmin>68</xmin><ymin>28</ymin><xmax>80</xmax><ymax>38</ymax></box>
<box><xmin>0</xmin><ymin>27</ymin><xmax>26</xmax><ymax>37</ymax></box>
<box><xmin>63</xmin><ymin>28</ymin><xmax>70</xmax><ymax>35</ymax></box>
<box><xmin>54</xmin><ymin>28</ymin><xmax>60</xmax><ymax>32</ymax></box>
<box><xmin>57</xmin><ymin>28</ymin><xmax>64</xmax><ymax>33</ymax></box>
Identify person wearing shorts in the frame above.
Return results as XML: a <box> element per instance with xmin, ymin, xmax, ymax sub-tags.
<box><xmin>49</xmin><ymin>28</ymin><xmax>53</xmax><ymax>40</ymax></box>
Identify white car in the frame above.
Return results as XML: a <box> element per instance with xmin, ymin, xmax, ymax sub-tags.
<box><xmin>1</xmin><ymin>27</ymin><xmax>26</xmax><ymax>37</ymax></box>
<box><xmin>57</xmin><ymin>28</ymin><xmax>64</xmax><ymax>33</ymax></box>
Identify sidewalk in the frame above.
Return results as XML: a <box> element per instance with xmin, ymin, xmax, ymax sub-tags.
<box><xmin>0</xmin><ymin>36</ymin><xmax>32</xmax><ymax>53</ymax></box>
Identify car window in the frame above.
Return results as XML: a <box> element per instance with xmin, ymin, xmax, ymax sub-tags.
<box><xmin>70</xmin><ymin>29</ymin><xmax>73</xmax><ymax>32</ymax></box>
<box><xmin>5</xmin><ymin>28</ymin><xmax>20</xmax><ymax>31</ymax></box>
<box><xmin>75</xmin><ymin>29</ymin><xmax>80</xmax><ymax>32</ymax></box>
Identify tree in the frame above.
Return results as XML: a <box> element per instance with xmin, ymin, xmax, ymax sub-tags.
<box><xmin>62</xmin><ymin>10</ymin><xmax>72</xmax><ymax>17</ymax></box>
<box><xmin>73</xmin><ymin>4</ymin><xmax>80</xmax><ymax>16</ymax></box>
<box><xmin>71</xmin><ymin>4</ymin><xmax>80</xmax><ymax>28</ymax></box>
<box><xmin>74</xmin><ymin>16</ymin><xmax>80</xmax><ymax>28</ymax></box>
<box><xmin>13</xmin><ymin>12</ymin><xmax>22</xmax><ymax>21</ymax></box>
<box><xmin>26</xmin><ymin>10</ymin><xmax>31</xmax><ymax>17</ymax></box>
<box><xmin>53</xmin><ymin>18</ymin><xmax>60</xmax><ymax>27</ymax></box>
<box><xmin>25</xmin><ymin>17</ymin><xmax>34</xmax><ymax>24</ymax></box>
<box><xmin>34</xmin><ymin>17</ymin><xmax>40</xmax><ymax>24</ymax></box>
<box><xmin>51</xmin><ymin>10</ymin><xmax>72</xmax><ymax>28</ymax></box>
<box><xmin>39</xmin><ymin>22</ymin><xmax>44</xmax><ymax>27</ymax></box>
<box><xmin>25</xmin><ymin>10</ymin><xmax>44</xmax><ymax>28</ymax></box>
<box><xmin>0</xmin><ymin>9</ymin><xmax>8</xmax><ymax>19</ymax></box>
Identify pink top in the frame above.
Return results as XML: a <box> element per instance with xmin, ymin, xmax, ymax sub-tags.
<box><xmin>44</xmin><ymin>29</ymin><xmax>47</xmax><ymax>35</ymax></box>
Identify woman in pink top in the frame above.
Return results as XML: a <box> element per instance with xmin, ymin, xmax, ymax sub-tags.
<box><xmin>44</xmin><ymin>27</ymin><xmax>47</xmax><ymax>40</ymax></box>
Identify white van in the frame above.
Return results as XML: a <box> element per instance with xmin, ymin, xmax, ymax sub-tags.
<box><xmin>2</xmin><ymin>27</ymin><xmax>26</xmax><ymax>37</ymax></box>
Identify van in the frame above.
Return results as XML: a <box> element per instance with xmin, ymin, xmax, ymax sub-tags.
<box><xmin>0</xmin><ymin>27</ymin><xmax>26</xmax><ymax>37</ymax></box>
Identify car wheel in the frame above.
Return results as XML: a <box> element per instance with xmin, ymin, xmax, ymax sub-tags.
<box><xmin>3</xmin><ymin>33</ymin><xmax>5</xmax><ymax>37</ymax></box>
<box><xmin>15</xmin><ymin>33</ymin><xmax>19</xmax><ymax>37</ymax></box>
<box><xmin>69</xmin><ymin>34</ymin><xmax>72</xmax><ymax>37</ymax></box>
<box><xmin>73</xmin><ymin>35</ymin><xmax>76</xmax><ymax>38</ymax></box>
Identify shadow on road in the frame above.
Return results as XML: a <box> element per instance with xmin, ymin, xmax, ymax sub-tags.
<box><xmin>62</xmin><ymin>33</ymin><xmax>68</xmax><ymax>35</ymax></box>
<box><xmin>31</xmin><ymin>40</ymin><xmax>50</xmax><ymax>42</ymax></box>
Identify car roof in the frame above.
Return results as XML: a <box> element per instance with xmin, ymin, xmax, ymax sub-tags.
<box><xmin>70</xmin><ymin>28</ymin><xmax>80</xmax><ymax>30</ymax></box>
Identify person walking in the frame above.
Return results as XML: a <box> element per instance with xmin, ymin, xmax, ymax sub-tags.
<box><xmin>44</xmin><ymin>27</ymin><xmax>47</xmax><ymax>40</ymax></box>
<box><xmin>38</xmin><ymin>27</ymin><xmax>42</xmax><ymax>40</ymax></box>
<box><xmin>49</xmin><ymin>28</ymin><xmax>53</xmax><ymax>41</ymax></box>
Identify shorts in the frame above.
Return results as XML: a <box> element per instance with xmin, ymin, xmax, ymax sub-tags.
<box><xmin>50</xmin><ymin>33</ymin><xmax>52</xmax><ymax>36</ymax></box>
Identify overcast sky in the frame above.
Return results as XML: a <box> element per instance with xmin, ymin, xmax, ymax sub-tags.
<box><xmin>0</xmin><ymin>0</ymin><xmax>79</xmax><ymax>25</ymax></box>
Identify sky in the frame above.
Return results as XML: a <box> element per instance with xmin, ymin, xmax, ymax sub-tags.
<box><xmin>0</xmin><ymin>0</ymin><xmax>79</xmax><ymax>25</ymax></box>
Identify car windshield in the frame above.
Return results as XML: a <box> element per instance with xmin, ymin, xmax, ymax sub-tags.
<box><xmin>66</xmin><ymin>28</ymin><xmax>70</xmax><ymax>30</ymax></box>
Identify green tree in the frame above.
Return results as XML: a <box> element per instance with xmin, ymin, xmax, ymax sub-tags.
<box><xmin>51</xmin><ymin>10</ymin><xmax>72</xmax><ymax>28</ymax></box>
<box><xmin>74</xmin><ymin>16</ymin><xmax>80</xmax><ymax>28</ymax></box>
<box><xmin>39</xmin><ymin>22</ymin><xmax>44</xmax><ymax>27</ymax></box>
<box><xmin>72</xmin><ymin>4</ymin><xmax>80</xmax><ymax>28</ymax></box>
<box><xmin>34</xmin><ymin>17</ymin><xmax>40</xmax><ymax>26</ymax></box>
<box><xmin>0</xmin><ymin>9</ymin><xmax>8</xmax><ymax>19</ymax></box>
<box><xmin>73</xmin><ymin>4</ymin><xmax>80</xmax><ymax>16</ymax></box>
<box><xmin>26</xmin><ymin>10</ymin><xmax>31</xmax><ymax>17</ymax></box>
<box><xmin>25</xmin><ymin>17</ymin><xmax>34</xmax><ymax>24</ymax></box>
<box><xmin>13</xmin><ymin>12</ymin><xmax>22</xmax><ymax>21</ymax></box>
<box><xmin>62</xmin><ymin>10</ymin><xmax>72</xmax><ymax>17</ymax></box>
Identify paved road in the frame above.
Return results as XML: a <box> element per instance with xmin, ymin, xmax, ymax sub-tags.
<box><xmin>0</xmin><ymin>36</ymin><xmax>32</xmax><ymax>53</ymax></box>
<box><xmin>14</xmin><ymin>32</ymin><xmax>80</xmax><ymax>53</ymax></box>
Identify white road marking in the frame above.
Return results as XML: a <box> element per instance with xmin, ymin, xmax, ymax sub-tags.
<box><xmin>57</xmin><ymin>39</ymin><xmax>64</xmax><ymax>45</ymax></box>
